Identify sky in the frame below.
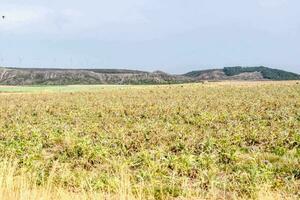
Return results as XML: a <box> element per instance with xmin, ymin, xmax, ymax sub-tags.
<box><xmin>0</xmin><ymin>0</ymin><xmax>299</xmax><ymax>74</ymax></box>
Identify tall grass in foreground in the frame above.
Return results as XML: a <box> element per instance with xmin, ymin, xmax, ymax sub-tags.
<box><xmin>0</xmin><ymin>159</ymin><xmax>136</xmax><ymax>200</ymax></box>
<box><xmin>0</xmin><ymin>159</ymin><xmax>296</xmax><ymax>200</ymax></box>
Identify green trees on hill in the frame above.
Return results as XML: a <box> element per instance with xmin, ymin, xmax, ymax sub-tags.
<box><xmin>224</xmin><ymin>66</ymin><xmax>300</xmax><ymax>80</ymax></box>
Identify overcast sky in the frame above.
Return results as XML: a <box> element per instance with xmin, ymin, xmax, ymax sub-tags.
<box><xmin>0</xmin><ymin>0</ymin><xmax>299</xmax><ymax>74</ymax></box>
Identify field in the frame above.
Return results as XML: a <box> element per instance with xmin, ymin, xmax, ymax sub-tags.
<box><xmin>0</xmin><ymin>82</ymin><xmax>299</xmax><ymax>199</ymax></box>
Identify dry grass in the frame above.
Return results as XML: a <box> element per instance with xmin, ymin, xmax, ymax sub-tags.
<box><xmin>0</xmin><ymin>159</ymin><xmax>137</xmax><ymax>200</ymax></box>
<box><xmin>0</xmin><ymin>159</ymin><xmax>297</xmax><ymax>200</ymax></box>
<box><xmin>0</xmin><ymin>82</ymin><xmax>299</xmax><ymax>199</ymax></box>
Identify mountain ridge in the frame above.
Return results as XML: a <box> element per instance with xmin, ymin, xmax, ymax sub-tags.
<box><xmin>0</xmin><ymin>66</ymin><xmax>299</xmax><ymax>85</ymax></box>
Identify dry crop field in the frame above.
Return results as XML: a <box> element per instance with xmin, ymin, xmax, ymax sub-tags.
<box><xmin>0</xmin><ymin>82</ymin><xmax>299</xmax><ymax>199</ymax></box>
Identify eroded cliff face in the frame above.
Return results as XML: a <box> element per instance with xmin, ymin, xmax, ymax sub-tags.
<box><xmin>0</xmin><ymin>68</ymin><xmax>192</xmax><ymax>85</ymax></box>
<box><xmin>193</xmin><ymin>70</ymin><xmax>264</xmax><ymax>81</ymax></box>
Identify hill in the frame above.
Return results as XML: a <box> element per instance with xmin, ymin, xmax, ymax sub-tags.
<box><xmin>184</xmin><ymin>66</ymin><xmax>300</xmax><ymax>81</ymax></box>
<box><xmin>0</xmin><ymin>66</ymin><xmax>299</xmax><ymax>85</ymax></box>
<box><xmin>223</xmin><ymin>66</ymin><xmax>300</xmax><ymax>80</ymax></box>
<box><xmin>0</xmin><ymin>67</ymin><xmax>191</xmax><ymax>85</ymax></box>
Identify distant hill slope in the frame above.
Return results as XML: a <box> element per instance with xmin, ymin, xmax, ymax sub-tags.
<box><xmin>184</xmin><ymin>66</ymin><xmax>300</xmax><ymax>81</ymax></box>
<box><xmin>223</xmin><ymin>66</ymin><xmax>300</xmax><ymax>80</ymax></box>
<box><xmin>0</xmin><ymin>66</ymin><xmax>299</xmax><ymax>85</ymax></box>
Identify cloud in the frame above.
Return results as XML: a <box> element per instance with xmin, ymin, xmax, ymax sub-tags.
<box><xmin>0</xmin><ymin>1</ymin><xmax>147</xmax><ymax>37</ymax></box>
<box><xmin>0</xmin><ymin>5</ymin><xmax>49</xmax><ymax>31</ymax></box>
<box><xmin>0</xmin><ymin>4</ymin><xmax>89</xmax><ymax>36</ymax></box>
